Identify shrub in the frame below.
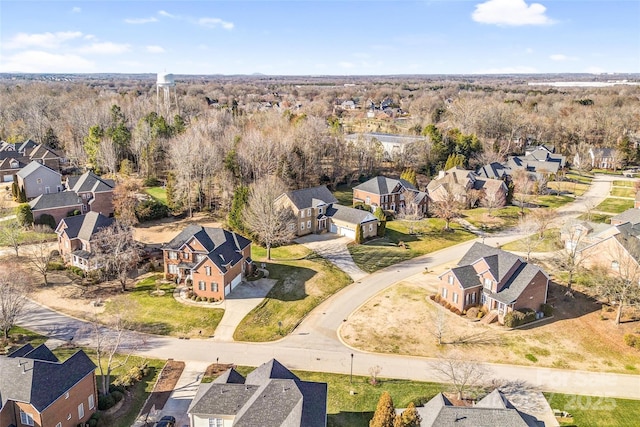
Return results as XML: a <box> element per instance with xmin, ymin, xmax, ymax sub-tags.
<box><xmin>98</xmin><ymin>394</ymin><xmax>115</xmax><ymax>410</ymax></box>
<box><xmin>208</xmin><ymin>297</ymin><xmax>216</xmax><ymax>303</ymax></box>
<box><xmin>47</xmin><ymin>262</ymin><xmax>65</xmax><ymax>270</ymax></box>
<box><xmin>525</xmin><ymin>353</ymin><xmax>538</xmax><ymax>362</ymax></box>
<box><xmin>135</xmin><ymin>199</ymin><xmax>169</xmax><ymax>222</ymax></box>
<box><xmin>87</xmin><ymin>418</ymin><xmax>98</xmax><ymax>427</ymax></box>
<box><xmin>624</xmin><ymin>334</ymin><xmax>640</xmax><ymax>350</ymax></box>
<box><xmin>466</xmin><ymin>307</ymin><xmax>480</xmax><ymax>319</ymax></box>
<box><xmin>353</xmin><ymin>202</ymin><xmax>372</xmax><ymax>212</ymax></box>
<box><xmin>540</xmin><ymin>303</ymin><xmax>554</xmax><ymax>317</ymax></box>
<box><xmin>451</xmin><ymin>307</ymin><xmax>462</xmax><ymax>315</ymax></box>
<box><xmin>433</xmin><ymin>294</ymin><xmax>441</xmax><ymax>303</ymax></box>
<box><xmin>111</xmin><ymin>390</ymin><xmax>124</xmax><ymax>403</ymax></box>
<box><xmin>109</xmin><ymin>384</ymin><xmax>125</xmax><ymax>394</ymax></box>
<box><xmin>35</xmin><ymin>213</ymin><xmax>57</xmax><ymax>229</ymax></box>
<box><xmin>69</xmin><ymin>266</ymin><xmax>85</xmax><ymax>277</ymax></box>
<box><xmin>196</xmin><ymin>296</ymin><xmax>202</xmax><ymax>302</ymax></box>
<box><xmin>143</xmin><ymin>177</ymin><xmax>161</xmax><ymax>186</ymax></box>
<box><xmin>477</xmin><ymin>310</ymin><xmax>485</xmax><ymax>319</ymax></box>
<box><xmin>15</xmin><ymin>203</ymin><xmax>33</xmax><ymax>226</ymax></box>
<box><xmin>67</xmin><ymin>209</ymin><xmax>81</xmax><ymax>217</ymax></box>
<box><xmin>504</xmin><ymin>309</ymin><xmax>537</xmax><ymax>327</ymax></box>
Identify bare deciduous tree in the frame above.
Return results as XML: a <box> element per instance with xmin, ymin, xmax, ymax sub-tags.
<box><xmin>433</xmin><ymin>351</ymin><xmax>489</xmax><ymax>400</ymax></box>
<box><xmin>430</xmin><ymin>188</ymin><xmax>462</xmax><ymax>231</ymax></box>
<box><xmin>25</xmin><ymin>237</ymin><xmax>55</xmax><ymax>286</ymax></box>
<box><xmin>243</xmin><ymin>175</ymin><xmax>296</xmax><ymax>260</ymax></box>
<box><xmin>529</xmin><ymin>208</ymin><xmax>557</xmax><ymax>239</ymax></box>
<box><xmin>94</xmin><ymin>222</ymin><xmax>140</xmax><ymax>291</ymax></box>
<box><xmin>0</xmin><ymin>266</ymin><xmax>28</xmax><ymax>339</ymax></box>
<box><xmin>0</xmin><ymin>220</ymin><xmax>24</xmax><ymax>258</ymax></box>
<box><xmin>517</xmin><ymin>218</ymin><xmax>541</xmax><ymax>262</ymax></box>
<box><xmin>481</xmin><ymin>187</ymin><xmax>506</xmax><ymax>216</ymax></box>
<box><xmin>600</xmin><ymin>238</ymin><xmax>640</xmax><ymax>325</ymax></box>
<box><xmin>512</xmin><ymin>170</ymin><xmax>534</xmax><ymax>213</ymax></box>
<box><xmin>428</xmin><ymin>308</ymin><xmax>447</xmax><ymax>345</ymax></box>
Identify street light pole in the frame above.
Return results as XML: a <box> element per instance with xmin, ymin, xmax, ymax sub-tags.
<box><xmin>350</xmin><ymin>353</ymin><xmax>354</xmax><ymax>383</ymax></box>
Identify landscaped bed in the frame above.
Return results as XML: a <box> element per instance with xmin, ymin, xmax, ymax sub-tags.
<box><xmin>234</xmin><ymin>244</ymin><xmax>352</xmax><ymax>341</ymax></box>
<box><xmin>138</xmin><ymin>360</ymin><xmax>185</xmax><ymax>421</ymax></box>
<box><xmin>348</xmin><ymin>219</ymin><xmax>475</xmax><ymax>273</ymax></box>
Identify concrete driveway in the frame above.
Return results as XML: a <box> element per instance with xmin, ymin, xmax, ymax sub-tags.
<box><xmin>295</xmin><ymin>233</ymin><xmax>367</xmax><ymax>281</ymax></box>
<box><xmin>153</xmin><ymin>361</ymin><xmax>209</xmax><ymax>427</ymax></box>
<box><xmin>212</xmin><ymin>277</ymin><xmax>277</xmax><ymax>342</ymax></box>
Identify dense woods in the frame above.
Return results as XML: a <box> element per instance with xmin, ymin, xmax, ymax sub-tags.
<box><xmin>1</xmin><ymin>74</ymin><xmax>638</xmax><ymax>217</ymax></box>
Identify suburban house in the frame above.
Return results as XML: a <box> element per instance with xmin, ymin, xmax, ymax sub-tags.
<box><xmin>0</xmin><ymin>343</ymin><xmax>97</xmax><ymax>427</ymax></box>
<box><xmin>344</xmin><ymin>133</ymin><xmax>426</xmax><ymax>161</ymax></box>
<box><xmin>427</xmin><ymin>167</ymin><xmax>507</xmax><ymax>208</ymax></box>
<box><xmin>589</xmin><ymin>147</ymin><xmax>618</xmax><ymax>170</ymax></box>
<box><xmin>162</xmin><ymin>225</ymin><xmax>252</xmax><ymax>300</ymax></box>
<box><xmin>277</xmin><ymin>185</ymin><xmax>379</xmax><ymax>240</ymax></box>
<box><xmin>572</xmin><ymin>221</ymin><xmax>640</xmax><ymax>276</ymax></box>
<box><xmin>16</xmin><ymin>161</ymin><xmax>62</xmax><ymax>200</ymax></box>
<box><xmin>353</xmin><ymin>176</ymin><xmax>428</xmax><ymax>215</ymax></box>
<box><xmin>0</xmin><ymin>157</ymin><xmax>26</xmax><ymax>183</ymax></box>
<box><xmin>0</xmin><ymin>140</ymin><xmax>65</xmax><ymax>173</ymax></box>
<box><xmin>438</xmin><ymin>243</ymin><xmax>550</xmax><ymax>323</ymax></box>
<box><xmin>407</xmin><ymin>389</ymin><xmax>543</xmax><ymax>426</ymax></box>
<box><xmin>187</xmin><ymin>359</ymin><xmax>327</xmax><ymax>427</ymax></box>
<box><xmin>475</xmin><ymin>162</ymin><xmax>512</xmax><ymax>181</ymax></box>
<box><xmin>55</xmin><ymin>212</ymin><xmax>114</xmax><ymax>271</ymax></box>
<box><xmin>610</xmin><ymin>207</ymin><xmax>640</xmax><ymax>226</ymax></box>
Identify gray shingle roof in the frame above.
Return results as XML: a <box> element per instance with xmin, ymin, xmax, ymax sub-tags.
<box><xmin>450</xmin><ymin>265</ymin><xmax>481</xmax><ymax>289</ymax></box>
<box><xmin>188</xmin><ymin>359</ymin><xmax>327</xmax><ymax>427</ymax></box>
<box><xmin>611</xmin><ymin>208</ymin><xmax>640</xmax><ymax>226</ymax></box>
<box><xmin>353</xmin><ymin>176</ymin><xmax>416</xmax><ymax>195</ymax></box>
<box><xmin>67</xmin><ymin>171</ymin><xmax>115</xmax><ymax>193</ymax></box>
<box><xmin>29</xmin><ymin>191</ymin><xmax>83</xmax><ymax>211</ymax></box>
<box><xmin>459</xmin><ymin>243</ymin><xmax>522</xmax><ymax>282</ymax></box>
<box><xmin>325</xmin><ymin>204</ymin><xmax>377</xmax><ymax>225</ymax></box>
<box><xmin>16</xmin><ymin>160</ymin><xmax>60</xmax><ymax>179</ymax></box>
<box><xmin>414</xmin><ymin>391</ymin><xmax>539</xmax><ymax>427</ymax></box>
<box><xmin>1</xmin><ymin>344</ymin><xmax>95</xmax><ymax>412</ymax></box>
<box><xmin>164</xmin><ymin>225</ymin><xmax>252</xmax><ymax>273</ymax></box>
<box><xmin>58</xmin><ymin>212</ymin><xmax>114</xmax><ymax>241</ymax></box>
<box><xmin>476</xmin><ymin>162</ymin><xmax>511</xmax><ymax>179</ymax></box>
<box><xmin>279</xmin><ymin>186</ymin><xmax>337</xmax><ymax>209</ymax></box>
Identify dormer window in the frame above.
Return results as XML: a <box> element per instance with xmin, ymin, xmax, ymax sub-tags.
<box><xmin>484</xmin><ymin>278</ymin><xmax>492</xmax><ymax>288</ymax></box>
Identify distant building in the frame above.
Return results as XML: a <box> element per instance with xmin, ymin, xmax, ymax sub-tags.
<box><xmin>344</xmin><ymin>133</ymin><xmax>425</xmax><ymax>161</ymax></box>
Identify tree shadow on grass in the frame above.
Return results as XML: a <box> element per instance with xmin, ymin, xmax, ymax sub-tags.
<box><xmin>328</xmin><ymin>411</ymin><xmax>372</xmax><ymax>427</ymax></box>
<box><xmin>261</xmin><ymin>261</ymin><xmax>315</xmax><ymax>302</ymax></box>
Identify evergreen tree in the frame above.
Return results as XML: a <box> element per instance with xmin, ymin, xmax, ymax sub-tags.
<box><xmin>165</xmin><ymin>172</ymin><xmax>181</xmax><ymax>213</ymax></box>
<box><xmin>15</xmin><ymin>204</ymin><xmax>33</xmax><ymax>227</ymax></box>
<box><xmin>228</xmin><ymin>185</ymin><xmax>249</xmax><ymax>232</ymax></box>
<box><xmin>400</xmin><ymin>168</ymin><xmax>417</xmax><ymax>188</ymax></box>
<box><xmin>370</xmin><ymin>392</ymin><xmax>395</xmax><ymax>427</ymax></box>
<box><xmin>17</xmin><ymin>185</ymin><xmax>27</xmax><ymax>203</ymax></box>
<box><xmin>355</xmin><ymin>223</ymin><xmax>364</xmax><ymax>244</ymax></box>
<box><xmin>444</xmin><ymin>153</ymin><xmax>465</xmax><ymax>170</ymax></box>
<box><xmin>397</xmin><ymin>402</ymin><xmax>421</xmax><ymax>427</ymax></box>
<box><xmin>83</xmin><ymin>125</ymin><xmax>103</xmax><ymax>167</ymax></box>
<box><xmin>42</xmin><ymin>127</ymin><xmax>59</xmax><ymax>149</ymax></box>
<box><xmin>374</xmin><ymin>207</ymin><xmax>387</xmax><ymax>237</ymax></box>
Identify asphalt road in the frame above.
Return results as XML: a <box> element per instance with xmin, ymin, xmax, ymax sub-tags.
<box><xmin>17</xmin><ymin>174</ymin><xmax>640</xmax><ymax>399</ymax></box>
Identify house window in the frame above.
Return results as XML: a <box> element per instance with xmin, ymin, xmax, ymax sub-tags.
<box><xmin>366</xmin><ymin>196</ymin><xmax>371</xmax><ymax>204</ymax></box>
<box><xmin>67</xmin><ymin>414</ymin><xmax>71</xmax><ymax>421</ymax></box>
<box><xmin>307</xmin><ymin>220</ymin><xmax>311</xmax><ymax>229</ymax></box>
<box><xmin>301</xmin><ymin>210</ymin><xmax>305</xmax><ymax>218</ymax></box>
<box><xmin>198</xmin><ymin>281</ymin><xmax>206</xmax><ymax>291</ymax></box>
<box><xmin>209</xmin><ymin>419</ymin><xmax>223</xmax><ymax>427</ymax></box>
<box><xmin>307</xmin><ymin>208</ymin><xmax>311</xmax><ymax>217</ymax></box>
<box><xmin>442</xmin><ymin>288</ymin><xmax>448</xmax><ymax>298</ymax></box>
<box><xmin>484</xmin><ymin>278</ymin><xmax>492</xmax><ymax>288</ymax></box>
<box><xmin>169</xmin><ymin>251</ymin><xmax>178</xmax><ymax>260</ymax></box>
<box><xmin>168</xmin><ymin>264</ymin><xmax>178</xmax><ymax>274</ymax></box>
<box><xmin>319</xmin><ymin>207</ymin><xmax>323</xmax><ymax>214</ymax></box>
<box><xmin>36</xmin><ymin>178</ymin><xmax>42</xmax><ymax>184</ymax></box>
<box><xmin>20</xmin><ymin>410</ymin><xmax>34</xmax><ymax>426</ymax></box>
<box><xmin>205</xmin><ymin>266</ymin><xmax>211</xmax><ymax>276</ymax></box>
<box><xmin>300</xmin><ymin>222</ymin><xmax>305</xmax><ymax>230</ymax></box>
<box><xmin>181</xmin><ymin>252</ymin><xmax>189</xmax><ymax>260</ymax></box>
<box><xmin>611</xmin><ymin>261</ymin><xmax>620</xmax><ymax>270</ymax></box>
<box><xmin>65</xmin><ymin>391</ymin><xmax>70</xmax><ymax>399</ymax></box>
<box><xmin>78</xmin><ymin>403</ymin><xmax>84</xmax><ymax>419</ymax></box>
<box><xmin>211</xmin><ymin>282</ymin><xmax>218</xmax><ymax>292</ymax></box>
<box><xmin>471</xmin><ymin>293</ymin><xmax>477</xmax><ymax>304</ymax></box>
<box><xmin>88</xmin><ymin>394</ymin><xmax>95</xmax><ymax>410</ymax></box>
<box><xmin>453</xmin><ymin>293</ymin><xmax>458</xmax><ymax>304</ymax></box>
<box><xmin>448</xmin><ymin>275</ymin><xmax>454</xmax><ymax>285</ymax></box>
<box><xmin>288</xmin><ymin>223</ymin><xmax>295</xmax><ymax>231</ymax></box>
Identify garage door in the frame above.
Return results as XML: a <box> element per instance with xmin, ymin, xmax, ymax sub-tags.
<box><xmin>2</xmin><ymin>175</ymin><xmax>13</xmax><ymax>182</ymax></box>
<box><xmin>230</xmin><ymin>273</ymin><xmax>242</xmax><ymax>290</ymax></box>
<box><xmin>225</xmin><ymin>283</ymin><xmax>231</xmax><ymax>296</ymax></box>
<box><xmin>339</xmin><ymin>226</ymin><xmax>356</xmax><ymax>240</ymax></box>
<box><xmin>330</xmin><ymin>223</ymin><xmax>337</xmax><ymax>233</ymax></box>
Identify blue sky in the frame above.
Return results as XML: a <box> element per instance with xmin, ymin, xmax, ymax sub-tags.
<box><xmin>1</xmin><ymin>0</ymin><xmax>639</xmax><ymax>75</ymax></box>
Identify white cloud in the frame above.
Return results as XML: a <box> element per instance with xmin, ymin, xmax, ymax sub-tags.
<box><xmin>124</xmin><ymin>17</ymin><xmax>158</xmax><ymax>24</ymax></box>
<box><xmin>71</xmin><ymin>7</ymin><xmax>81</xmax><ymax>13</ymax></box>
<box><xmin>550</xmin><ymin>53</ymin><xmax>578</xmax><ymax>61</ymax></box>
<box><xmin>472</xmin><ymin>0</ymin><xmax>554</xmax><ymax>26</ymax></box>
<box><xmin>158</xmin><ymin>10</ymin><xmax>175</xmax><ymax>18</ymax></box>
<box><xmin>198</xmin><ymin>17</ymin><xmax>234</xmax><ymax>30</ymax></box>
<box><xmin>77</xmin><ymin>42</ymin><xmax>131</xmax><ymax>55</ymax></box>
<box><xmin>0</xmin><ymin>50</ymin><xmax>94</xmax><ymax>72</ymax></box>
<box><xmin>473</xmin><ymin>65</ymin><xmax>538</xmax><ymax>74</ymax></box>
<box><xmin>146</xmin><ymin>45</ymin><xmax>165</xmax><ymax>53</ymax></box>
<box><xmin>4</xmin><ymin>31</ymin><xmax>83</xmax><ymax>50</ymax></box>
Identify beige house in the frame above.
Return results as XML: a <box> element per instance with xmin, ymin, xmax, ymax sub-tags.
<box><xmin>427</xmin><ymin>167</ymin><xmax>507</xmax><ymax>208</ymax></box>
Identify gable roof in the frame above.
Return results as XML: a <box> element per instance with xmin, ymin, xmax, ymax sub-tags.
<box><xmin>0</xmin><ymin>157</ymin><xmax>27</xmax><ymax>171</ymax></box>
<box><xmin>354</xmin><ymin>176</ymin><xmax>416</xmax><ymax>195</ymax></box>
<box><xmin>1</xmin><ymin>344</ymin><xmax>95</xmax><ymax>412</ymax></box>
<box><xmin>278</xmin><ymin>186</ymin><xmax>337</xmax><ymax>210</ymax></box>
<box><xmin>30</xmin><ymin>191</ymin><xmax>83</xmax><ymax>211</ymax></box>
<box><xmin>449</xmin><ymin>265</ymin><xmax>481</xmax><ymax>289</ymax></box>
<box><xmin>16</xmin><ymin>160</ymin><xmax>61</xmax><ymax>179</ymax></box>
<box><xmin>67</xmin><ymin>171</ymin><xmax>115</xmax><ymax>193</ymax></box>
<box><xmin>459</xmin><ymin>243</ymin><xmax>522</xmax><ymax>282</ymax></box>
<box><xmin>188</xmin><ymin>359</ymin><xmax>327</xmax><ymax>427</ymax></box>
<box><xmin>611</xmin><ymin>208</ymin><xmax>640</xmax><ymax>226</ymax></box>
<box><xmin>476</xmin><ymin>162</ymin><xmax>511</xmax><ymax>179</ymax></box>
<box><xmin>57</xmin><ymin>211</ymin><xmax>114</xmax><ymax>241</ymax></box>
<box><xmin>325</xmin><ymin>204</ymin><xmax>377</xmax><ymax>226</ymax></box>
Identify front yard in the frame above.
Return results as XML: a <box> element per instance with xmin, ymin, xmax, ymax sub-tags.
<box><xmin>234</xmin><ymin>244</ymin><xmax>352</xmax><ymax>341</ymax></box>
<box><xmin>348</xmin><ymin>219</ymin><xmax>475</xmax><ymax>273</ymax></box>
<box><xmin>596</xmin><ymin>198</ymin><xmax>635</xmax><ymax>214</ymax></box>
<box><xmin>461</xmin><ymin>206</ymin><xmax>523</xmax><ymax>231</ymax></box>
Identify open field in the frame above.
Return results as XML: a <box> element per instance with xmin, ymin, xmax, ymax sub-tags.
<box><xmin>234</xmin><ymin>244</ymin><xmax>352</xmax><ymax>341</ymax></box>
<box><xmin>595</xmin><ymin>198</ymin><xmax>634</xmax><ymax>214</ymax></box>
<box><xmin>341</xmin><ymin>272</ymin><xmax>640</xmax><ymax>374</ymax></box>
<box><xmin>577</xmin><ymin>213</ymin><xmax>612</xmax><ymax>224</ymax></box>
<box><xmin>348</xmin><ymin>219</ymin><xmax>475</xmax><ymax>273</ymax></box>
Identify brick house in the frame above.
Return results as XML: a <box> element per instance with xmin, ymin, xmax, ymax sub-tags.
<box><xmin>438</xmin><ymin>243</ymin><xmax>549</xmax><ymax>323</ymax></box>
<box><xmin>55</xmin><ymin>212</ymin><xmax>114</xmax><ymax>271</ymax></box>
<box><xmin>276</xmin><ymin>185</ymin><xmax>378</xmax><ymax>240</ymax></box>
<box><xmin>16</xmin><ymin>161</ymin><xmax>62</xmax><ymax>200</ymax></box>
<box><xmin>427</xmin><ymin>167</ymin><xmax>508</xmax><ymax>208</ymax></box>
<box><xmin>163</xmin><ymin>225</ymin><xmax>252</xmax><ymax>300</ymax></box>
<box><xmin>353</xmin><ymin>176</ymin><xmax>428</xmax><ymax>215</ymax></box>
<box><xmin>188</xmin><ymin>359</ymin><xmax>327</xmax><ymax>427</ymax></box>
<box><xmin>0</xmin><ymin>343</ymin><xmax>97</xmax><ymax>427</ymax></box>
<box><xmin>29</xmin><ymin>171</ymin><xmax>115</xmax><ymax>226</ymax></box>
<box><xmin>577</xmin><ymin>222</ymin><xmax>640</xmax><ymax>277</ymax></box>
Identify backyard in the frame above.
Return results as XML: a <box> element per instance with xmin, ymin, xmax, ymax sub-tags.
<box><xmin>348</xmin><ymin>219</ymin><xmax>475</xmax><ymax>273</ymax></box>
<box><xmin>234</xmin><ymin>244</ymin><xmax>352</xmax><ymax>341</ymax></box>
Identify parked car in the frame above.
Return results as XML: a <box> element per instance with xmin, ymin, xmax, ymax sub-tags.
<box><xmin>623</xmin><ymin>169</ymin><xmax>637</xmax><ymax>177</ymax></box>
<box><xmin>156</xmin><ymin>416</ymin><xmax>176</xmax><ymax>427</ymax></box>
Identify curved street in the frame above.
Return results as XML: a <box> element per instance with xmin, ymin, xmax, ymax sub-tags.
<box><xmin>16</xmin><ymin>174</ymin><xmax>640</xmax><ymax>400</ymax></box>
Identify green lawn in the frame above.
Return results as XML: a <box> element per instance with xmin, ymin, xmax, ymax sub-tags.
<box><xmin>234</xmin><ymin>244</ymin><xmax>352</xmax><ymax>341</ymax></box>
<box><xmin>577</xmin><ymin>213</ymin><xmax>612</xmax><ymax>224</ymax></box>
<box><xmin>501</xmin><ymin>229</ymin><xmax>562</xmax><ymax>253</ymax></box>
<box><xmin>332</xmin><ymin>184</ymin><xmax>355</xmax><ymax>206</ymax></box>
<box><xmin>611</xmin><ymin>187</ymin><xmax>636</xmax><ymax>198</ymax></box>
<box><xmin>534</xmin><ymin>194</ymin><xmax>575</xmax><ymax>209</ymax></box>
<box><xmin>596</xmin><ymin>198</ymin><xmax>635</xmax><ymax>214</ymax></box>
<box><xmin>145</xmin><ymin>186</ymin><xmax>168</xmax><ymax>204</ymax></box>
<box><xmin>545</xmin><ymin>392</ymin><xmax>640</xmax><ymax>427</ymax></box>
<box><xmin>0</xmin><ymin>220</ymin><xmax>57</xmax><ymax>245</ymax></box>
<box><xmin>348</xmin><ymin>219</ymin><xmax>475</xmax><ymax>273</ymax></box>
<box><xmin>105</xmin><ymin>275</ymin><xmax>224</xmax><ymax>337</ymax></box>
<box><xmin>547</xmin><ymin>180</ymin><xmax>590</xmax><ymax>196</ymax></box>
<box><xmin>566</xmin><ymin>172</ymin><xmax>595</xmax><ymax>184</ymax></box>
<box><xmin>462</xmin><ymin>206</ymin><xmax>524</xmax><ymax>232</ymax></box>
<box><xmin>613</xmin><ymin>180</ymin><xmax>636</xmax><ymax>188</ymax></box>
<box><xmin>1</xmin><ymin>326</ymin><xmax>47</xmax><ymax>355</ymax></box>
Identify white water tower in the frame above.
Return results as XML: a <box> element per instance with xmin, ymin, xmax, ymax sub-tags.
<box><xmin>156</xmin><ymin>72</ymin><xmax>178</xmax><ymax>117</ymax></box>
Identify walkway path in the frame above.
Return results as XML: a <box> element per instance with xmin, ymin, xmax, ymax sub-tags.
<box><xmin>295</xmin><ymin>233</ymin><xmax>367</xmax><ymax>281</ymax></box>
